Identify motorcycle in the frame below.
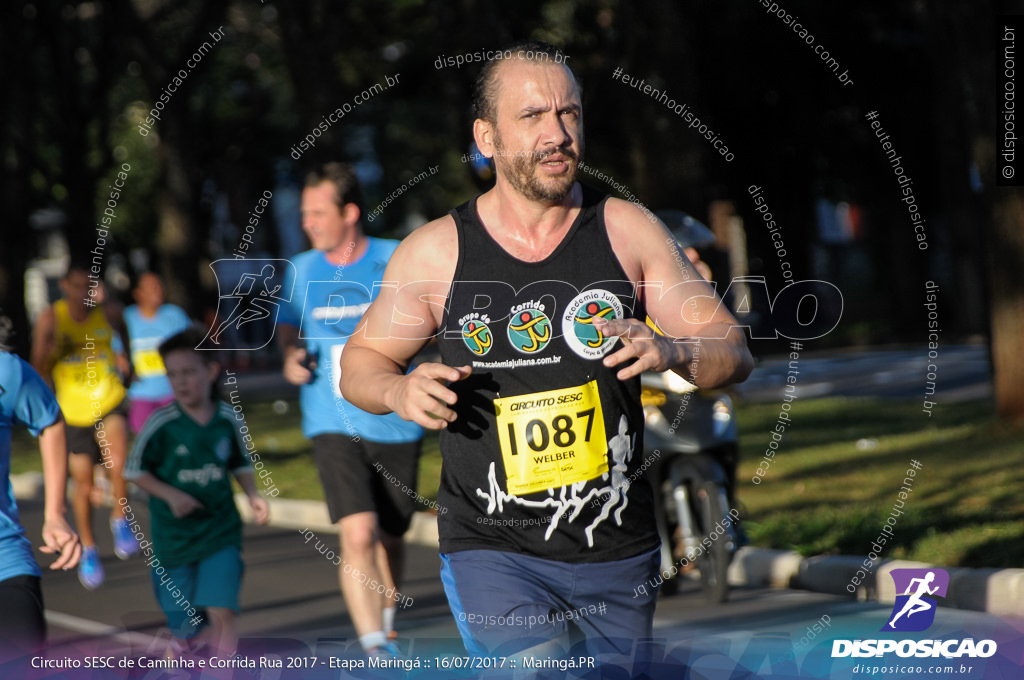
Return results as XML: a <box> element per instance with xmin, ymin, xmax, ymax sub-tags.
<box><xmin>633</xmin><ymin>209</ymin><xmax>747</xmax><ymax>603</ymax></box>
<box><xmin>641</xmin><ymin>370</ymin><xmax>741</xmax><ymax>603</ymax></box>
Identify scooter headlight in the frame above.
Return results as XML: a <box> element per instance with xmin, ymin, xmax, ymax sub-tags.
<box><xmin>662</xmin><ymin>370</ymin><xmax>699</xmax><ymax>395</ymax></box>
<box><xmin>642</xmin><ymin>387</ymin><xmax>667</xmax><ymax>425</ymax></box>
<box><xmin>712</xmin><ymin>395</ymin><xmax>733</xmax><ymax>438</ymax></box>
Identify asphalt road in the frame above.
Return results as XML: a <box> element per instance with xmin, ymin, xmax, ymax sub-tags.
<box><xmin>733</xmin><ymin>344</ymin><xmax>989</xmax><ymax>403</ymax></box>
<box><xmin>17</xmin><ymin>495</ymin><xmax>1022</xmax><ymax>679</ymax></box>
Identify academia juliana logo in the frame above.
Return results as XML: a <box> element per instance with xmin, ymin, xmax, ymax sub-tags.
<box><xmin>562</xmin><ymin>289</ymin><xmax>623</xmax><ymax>360</ymax></box>
<box><xmin>459</xmin><ymin>313</ymin><xmax>493</xmax><ymax>356</ymax></box>
<box><xmin>883</xmin><ymin>568</ymin><xmax>949</xmax><ymax>632</ymax></box>
<box><xmin>507</xmin><ymin>301</ymin><xmax>551</xmax><ymax>354</ymax></box>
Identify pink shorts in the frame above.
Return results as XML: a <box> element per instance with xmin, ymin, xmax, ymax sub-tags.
<box><xmin>129</xmin><ymin>396</ymin><xmax>175</xmax><ymax>434</ymax></box>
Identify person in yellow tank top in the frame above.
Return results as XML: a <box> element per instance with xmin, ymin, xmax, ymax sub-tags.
<box><xmin>31</xmin><ymin>261</ymin><xmax>139</xmax><ymax>589</ymax></box>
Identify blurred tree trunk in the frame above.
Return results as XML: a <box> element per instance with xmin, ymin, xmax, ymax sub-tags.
<box><xmin>942</xmin><ymin>0</ymin><xmax>1024</xmax><ymax>420</ymax></box>
<box><xmin>124</xmin><ymin>0</ymin><xmax>225</xmax><ymax>314</ymax></box>
<box><xmin>987</xmin><ymin>188</ymin><xmax>1024</xmax><ymax>420</ymax></box>
<box><xmin>0</xmin><ymin>4</ymin><xmax>36</xmax><ymax>356</ymax></box>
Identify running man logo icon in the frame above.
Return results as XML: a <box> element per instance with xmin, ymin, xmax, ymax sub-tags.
<box><xmin>200</xmin><ymin>259</ymin><xmax>295</xmax><ymax>350</ymax></box>
<box><xmin>882</xmin><ymin>568</ymin><xmax>949</xmax><ymax>632</ymax></box>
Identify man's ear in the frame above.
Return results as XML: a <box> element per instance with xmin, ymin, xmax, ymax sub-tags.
<box><xmin>341</xmin><ymin>202</ymin><xmax>361</xmax><ymax>226</ymax></box>
<box><xmin>473</xmin><ymin>118</ymin><xmax>496</xmax><ymax>158</ymax></box>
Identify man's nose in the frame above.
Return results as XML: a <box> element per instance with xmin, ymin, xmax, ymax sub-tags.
<box><xmin>541</xmin><ymin>113</ymin><xmax>571</xmax><ymax>147</ymax></box>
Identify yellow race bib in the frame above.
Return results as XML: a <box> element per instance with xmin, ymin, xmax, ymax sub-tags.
<box><xmin>495</xmin><ymin>380</ymin><xmax>608</xmax><ymax>496</ymax></box>
<box><xmin>133</xmin><ymin>348</ymin><xmax>166</xmax><ymax>378</ymax></box>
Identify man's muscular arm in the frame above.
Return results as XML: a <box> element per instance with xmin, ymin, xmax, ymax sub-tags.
<box><xmin>599</xmin><ymin>198</ymin><xmax>753</xmax><ymax>388</ymax></box>
<box><xmin>340</xmin><ymin>217</ymin><xmax>471</xmax><ymax>430</ymax></box>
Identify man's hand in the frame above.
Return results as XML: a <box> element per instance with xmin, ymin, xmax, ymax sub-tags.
<box><xmin>283</xmin><ymin>347</ymin><xmax>314</xmax><ymax>385</ymax></box>
<box><xmin>594</xmin><ymin>318</ymin><xmax>688</xmax><ymax>381</ymax></box>
<box><xmin>249</xmin><ymin>494</ymin><xmax>270</xmax><ymax>525</ymax></box>
<box><xmin>166</xmin><ymin>489</ymin><xmax>204</xmax><ymax>519</ymax></box>
<box><xmin>39</xmin><ymin>517</ymin><xmax>82</xmax><ymax>570</ymax></box>
<box><xmin>384</xmin><ymin>363</ymin><xmax>472</xmax><ymax>430</ymax></box>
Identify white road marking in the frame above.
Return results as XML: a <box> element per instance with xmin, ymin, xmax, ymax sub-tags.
<box><xmin>45</xmin><ymin>609</ymin><xmax>163</xmax><ymax>649</ymax></box>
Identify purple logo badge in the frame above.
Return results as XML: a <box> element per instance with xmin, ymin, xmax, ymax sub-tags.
<box><xmin>882</xmin><ymin>568</ymin><xmax>949</xmax><ymax>632</ymax></box>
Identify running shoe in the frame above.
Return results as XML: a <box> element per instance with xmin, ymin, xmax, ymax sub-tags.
<box><xmin>366</xmin><ymin>641</ymin><xmax>402</xmax><ymax>660</ymax></box>
<box><xmin>78</xmin><ymin>546</ymin><xmax>105</xmax><ymax>589</ymax></box>
<box><xmin>111</xmin><ymin>516</ymin><xmax>139</xmax><ymax>559</ymax></box>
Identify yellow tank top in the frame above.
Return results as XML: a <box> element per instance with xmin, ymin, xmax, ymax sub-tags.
<box><xmin>51</xmin><ymin>300</ymin><xmax>126</xmax><ymax>426</ymax></box>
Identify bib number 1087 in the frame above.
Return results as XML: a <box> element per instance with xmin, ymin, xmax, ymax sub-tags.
<box><xmin>506</xmin><ymin>408</ymin><xmax>595</xmax><ymax>456</ymax></box>
<box><xmin>494</xmin><ymin>380</ymin><xmax>608</xmax><ymax>495</ymax></box>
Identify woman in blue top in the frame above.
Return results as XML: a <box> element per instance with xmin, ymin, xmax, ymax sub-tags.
<box><xmin>124</xmin><ymin>272</ymin><xmax>191</xmax><ymax>434</ymax></box>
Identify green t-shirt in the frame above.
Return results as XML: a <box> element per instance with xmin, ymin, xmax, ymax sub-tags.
<box><xmin>125</xmin><ymin>401</ymin><xmax>251</xmax><ymax>568</ymax></box>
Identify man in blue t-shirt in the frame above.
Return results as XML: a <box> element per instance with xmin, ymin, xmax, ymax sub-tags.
<box><xmin>277</xmin><ymin>162</ymin><xmax>422</xmax><ymax>657</ymax></box>
<box><xmin>124</xmin><ymin>272</ymin><xmax>191</xmax><ymax>434</ymax></box>
<box><xmin>0</xmin><ymin>316</ymin><xmax>81</xmax><ymax>661</ymax></box>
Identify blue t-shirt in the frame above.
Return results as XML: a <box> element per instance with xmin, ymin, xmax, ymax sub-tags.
<box><xmin>279</xmin><ymin>239</ymin><xmax>422</xmax><ymax>442</ymax></box>
<box><xmin>124</xmin><ymin>304</ymin><xmax>191</xmax><ymax>400</ymax></box>
<box><xmin>0</xmin><ymin>353</ymin><xmax>63</xmax><ymax>581</ymax></box>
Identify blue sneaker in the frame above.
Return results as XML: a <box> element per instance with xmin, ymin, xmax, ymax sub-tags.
<box><xmin>111</xmin><ymin>517</ymin><xmax>139</xmax><ymax>560</ymax></box>
<box><xmin>78</xmin><ymin>546</ymin><xmax>104</xmax><ymax>590</ymax></box>
<box><xmin>366</xmin><ymin>641</ymin><xmax>402</xmax><ymax>660</ymax></box>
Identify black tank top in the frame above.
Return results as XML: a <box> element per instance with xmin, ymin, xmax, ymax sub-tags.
<box><xmin>437</xmin><ymin>185</ymin><xmax>659</xmax><ymax>563</ymax></box>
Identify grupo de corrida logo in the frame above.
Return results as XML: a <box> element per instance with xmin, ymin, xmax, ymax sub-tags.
<box><xmin>460</xmin><ymin>313</ymin><xmax>493</xmax><ymax>356</ymax></box>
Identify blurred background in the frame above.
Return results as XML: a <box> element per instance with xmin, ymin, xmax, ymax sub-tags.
<box><xmin>1</xmin><ymin>0</ymin><xmax>1022</xmax><ymax>570</ymax></box>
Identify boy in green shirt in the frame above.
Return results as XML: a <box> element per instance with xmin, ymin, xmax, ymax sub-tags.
<box><xmin>125</xmin><ymin>329</ymin><xmax>269</xmax><ymax>656</ymax></box>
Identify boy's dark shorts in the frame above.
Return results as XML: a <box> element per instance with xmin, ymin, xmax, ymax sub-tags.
<box><xmin>153</xmin><ymin>545</ymin><xmax>244</xmax><ymax>641</ymax></box>
<box><xmin>312</xmin><ymin>434</ymin><xmax>421</xmax><ymax>536</ymax></box>
<box><xmin>67</xmin><ymin>399</ymin><xmax>129</xmax><ymax>463</ymax></box>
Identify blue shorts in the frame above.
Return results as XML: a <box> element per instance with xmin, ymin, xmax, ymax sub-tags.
<box><xmin>440</xmin><ymin>546</ymin><xmax>660</xmax><ymax>660</ymax></box>
<box><xmin>151</xmin><ymin>545</ymin><xmax>244</xmax><ymax>640</ymax></box>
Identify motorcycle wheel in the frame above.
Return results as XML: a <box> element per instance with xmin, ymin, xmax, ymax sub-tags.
<box><xmin>695</xmin><ymin>481</ymin><xmax>731</xmax><ymax>603</ymax></box>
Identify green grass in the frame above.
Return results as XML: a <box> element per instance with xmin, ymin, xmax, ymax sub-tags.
<box><xmin>11</xmin><ymin>395</ymin><xmax>1023</xmax><ymax>567</ymax></box>
<box><xmin>736</xmin><ymin>397</ymin><xmax>1024</xmax><ymax>568</ymax></box>
<box><xmin>9</xmin><ymin>399</ymin><xmax>444</xmax><ymax>510</ymax></box>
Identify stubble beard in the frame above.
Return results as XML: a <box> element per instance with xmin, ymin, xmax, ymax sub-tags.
<box><xmin>493</xmin><ymin>129</ymin><xmax>583</xmax><ymax>203</ymax></box>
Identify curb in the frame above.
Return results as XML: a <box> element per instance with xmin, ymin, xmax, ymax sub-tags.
<box><xmin>727</xmin><ymin>546</ymin><xmax>1024</xmax><ymax>619</ymax></box>
<box><xmin>13</xmin><ymin>473</ymin><xmax>1021</xmax><ymax>619</ymax></box>
<box><xmin>9</xmin><ymin>472</ymin><xmax>441</xmax><ymax>553</ymax></box>
<box><xmin>231</xmin><ymin>493</ymin><xmax>441</xmax><ymax>548</ymax></box>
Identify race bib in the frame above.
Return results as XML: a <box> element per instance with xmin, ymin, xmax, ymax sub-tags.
<box><xmin>133</xmin><ymin>348</ymin><xmax>166</xmax><ymax>378</ymax></box>
<box><xmin>494</xmin><ymin>380</ymin><xmax>608</xmax><ymax>496</ymax></box>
